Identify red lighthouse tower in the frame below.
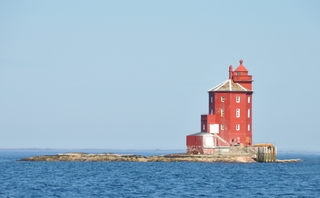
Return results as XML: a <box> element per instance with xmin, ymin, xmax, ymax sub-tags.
<box><xmin>186</xmin><ymin>60</ymin><xmax>253</xmax><ymax>154</ymax></box>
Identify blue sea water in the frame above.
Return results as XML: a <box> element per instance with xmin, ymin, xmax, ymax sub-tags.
<box><xmin>0</xmin><ymin>150</ymin><xmax>320</xmax><ymax>197</ymax></box>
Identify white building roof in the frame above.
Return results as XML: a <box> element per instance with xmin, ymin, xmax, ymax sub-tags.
<box><xmin>187</xmin><ymin>132</ymin><xmax>214</xmax><ymax>137</ymax></box>
<box><xmin>208</xmin><ymin>79</ymin><xmax>253</xmax><ymax>92</ymax></box>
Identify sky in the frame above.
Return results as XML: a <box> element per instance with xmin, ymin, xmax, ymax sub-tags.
<box><xmin>1</xmin><ymin>1</ymin><xmax>320</xmax><ymax>151</ymax></box>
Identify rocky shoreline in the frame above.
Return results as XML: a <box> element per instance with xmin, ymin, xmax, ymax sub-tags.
<box><xmin>18</xmin><ymin>147</ymin><xmax>301</xmax><ymax>163</ymax></box>
<box><xmin>19</xmin><ymin>153</ymin><xmax>258</xmax><ymax>163</ymax></box>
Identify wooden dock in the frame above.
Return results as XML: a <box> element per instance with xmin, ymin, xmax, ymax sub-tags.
<box><xmin>254</xmin><ymin>143</ymin><xmax>301</xmax><ymax>163</ymax></box>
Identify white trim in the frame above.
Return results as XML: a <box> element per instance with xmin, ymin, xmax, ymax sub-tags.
<box><xmin>208</xmin><ymin>79</ymin><xmax>253</xmax><ymax>92</ymax></box>
<box><xmin>236</xmin><ymin>124</ymin><xmax>240</xmax><ymax>131</ymax></box>
<box><xmin>236</xmin><ymin>96</ymin><xmax>240</xmax><ymax>103</ymax></box>
<box><xmin>221</xmin><ymin>109</ymin><xmax>224</xmax><ymax>117</ymax></box>
<box><xmin>235</xmin><ymin>83</ymin><xmax>248</xmax><ymax>91</ymax></box>
<box><xmin>236</xmin><ymin>108</ymin><xmax>240</xmax><ymax>118</ymax></box>
<box><xmin>208</xmin><ymin>79</ymin><xmax>229</xmax><ymax>91</ymax></box>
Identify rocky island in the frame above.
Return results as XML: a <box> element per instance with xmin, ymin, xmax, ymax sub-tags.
<box><xmin>19</xmin><ymin>147</ymin><xmax>301</xmax><ymax>163</ymax></box>
<box><xmin>19</xmin><ymin>153</ymin><xmax>257</xmax><ymax>163</ymax></box>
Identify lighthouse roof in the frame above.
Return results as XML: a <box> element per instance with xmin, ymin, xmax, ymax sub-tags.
<box><xmin>208</xmin><ymin>79</ymin><xmax>252</xmax><ymax>92</ymax></box>
<box><xmin>234</xmin><ymin>59</ymin><xmax>248</xmax><ymax>72</ymax></box>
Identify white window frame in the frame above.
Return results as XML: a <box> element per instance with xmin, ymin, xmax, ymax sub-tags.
<box><xmin>248</xmin><ymin>96</ymin><xmax>250</xmax><ymax>103</ymax></box>
<box><xmin>221</xmin><ymin>96</ymin><xmax>225</xmax><ymax>102</ymax></box>
<box><xmin>210</xmin><ymin>124</ymin><xmax>219</xmax><ymax>133</ymax></box>
<box><xmin>236</xmin><ymin>124</ymin><xmax>240</xmax><ymax>131</ymax></box>
<box><xmin>236</xmin><ymin>96</ymin><xmax>240</xmax><ymax>103</ymax></box>
<box><xmin>221</xmin><ymin>124</ymin><xmax>224</xmax><ymax>130</ymax></box>
<box><xmin>210</xmin><ymin>109</ymin><xmax>213</xmax><ymax>114</ymax></box>
<box><xmin>236</xmin><ymin>108</ymin><xmax>240</xmax><ymax>118</ymax></box>
<box><xmin>221</xmin><ymin>109</ymin><xmax>224</xmax><ymax>117</ymax></box>
<box><xmin>248</xmin><ymin>109</ymin><xmax>250</xmax><ymax>118</ymax></box>
<box><xmin>248</xmin><ymin>124</ymin><xmax>250</xmax><ymax>131</ymax></box>
<box><xmin>202</xmin><ymin>124</ymin><xmax>205</xmax><ymax>131</ymax></box>
<box><xmin>210</xmin><ymin>96</ymin><xmax>213</xmax><ymax>103</ymax></box>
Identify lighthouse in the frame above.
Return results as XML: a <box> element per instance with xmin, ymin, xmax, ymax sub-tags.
<box><xmin>186</xmin><ymin>60</ymin><xmax>253</xmax><ymax>154</ymax></box>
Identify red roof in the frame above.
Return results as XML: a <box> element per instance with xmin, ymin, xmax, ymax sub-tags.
<box><xmin>234</xmin><ymin>59</ymin><xmax>248</xmax><ymax>72</ymax></box>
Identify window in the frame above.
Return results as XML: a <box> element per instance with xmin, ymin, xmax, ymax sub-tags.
<box><xmin>236</xmin><ymin>124</ymin><xmax>240</xmax><ymax>131</ymax></box>
<box><xmin>236</xmin><ymin>108</ymin><xmax>240</xmax><ymax>118</ymax></box>
<box><xmin>221</xmin><ymin>96</ymin><xmax>225</xmax><ymax>102</ymax></box>
<box><xmin>202</xmin><ymin>124</ymin><xmax>205</xmax><ymax>131</ymax></box>
<box><xmin>248</xmin><ymin>109</ymin><xmax>250</xmax><ymax>118</ymax></box>
<box><xmin>210</xmin><ymin>109</ymin><xmax>213</xmax><ymax>114</ymax></box>
<box><xmin>221</xmin><ymin>109</ymin><xmax>224</xmax><ymax>117</ymax></box>
<box><xmin>236</xmin><ymin>96</ymin><xmax>240</xmax><ymax>103</ymax></box>
<box><xmin>210</xmin><ymin>96</ymin><xmax>213</xmax><ymax>103</ymax></box>
<box><xmin>248</xmin><ymin>96</ymin><xmax>250</xmax><ymax>103</ymax></box>
<box><xmin>236</xmin><ymin>72</ymin><xmax>240</xmax><ymax>75</ymax></box>
<box><xmin>221</xmin><ymin>124</ymin><xmax>224</xmax><ymax>130</ymax></box>
<box><xmin>210</xmin><ymin>124</ymin><xmax>219</xmax><ymax>133</ymax></box>
<box><xmin>248</xmin><ymin>124</ymin><xmax>250</xmax><ymax>131</ymax></box>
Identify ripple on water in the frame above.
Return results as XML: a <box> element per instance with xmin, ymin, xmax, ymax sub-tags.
<box><xmin>0</xmin><ymin>152</ymin><xmax>320</xmax><ymax>197</ymax></box>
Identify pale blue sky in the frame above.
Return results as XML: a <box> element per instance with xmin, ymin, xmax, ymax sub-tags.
<box><xmin>1</xmin><ymin>1</ymin><xmax>320</xmax><ymax>150</ymax></box>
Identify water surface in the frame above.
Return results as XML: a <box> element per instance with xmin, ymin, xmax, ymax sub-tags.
<box><xmin>1</xmin><ymin>150</ymin><xmax>319</xmax><ymax>197</ymax></box>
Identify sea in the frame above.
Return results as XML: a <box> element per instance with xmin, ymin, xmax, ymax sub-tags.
<box><xmin>0</xmin><ymin>149</ymin><xmax>320</xmax><ymax>197</ymax></box>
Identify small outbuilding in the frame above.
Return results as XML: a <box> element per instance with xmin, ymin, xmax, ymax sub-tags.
<box><xmin>186</xmin><ymin>132</ymin><xmax>216</xmax><ymax>154</ymax></box>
